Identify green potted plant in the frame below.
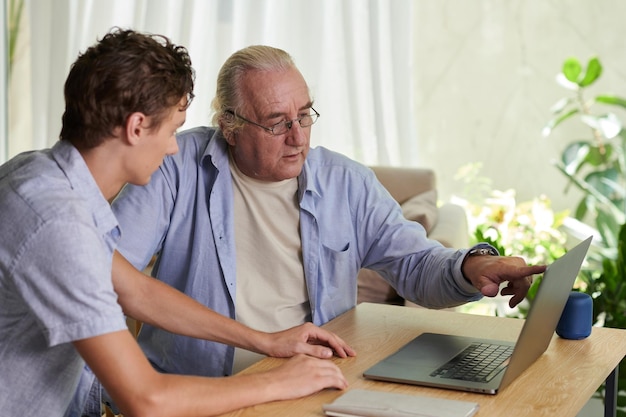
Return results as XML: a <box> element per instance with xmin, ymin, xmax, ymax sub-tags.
<box><xmin>578</xmin><ymin>223</ymin><xmax>626</xmax><ymax>414</ymax></box>
<box><xmin>543</xmin><ymin>56</ymin><xmax>626</xmax><ymax>415</ymax></box>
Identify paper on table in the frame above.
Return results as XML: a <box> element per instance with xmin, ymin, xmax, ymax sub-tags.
<box><xmin>322</xmin><ymin>389</ymin><xmax>480</xmax><ymax>417</ymax></box>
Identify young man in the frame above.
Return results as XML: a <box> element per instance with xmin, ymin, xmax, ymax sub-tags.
<box><xmin>110</xmin><ymin>44</ymin><xmax>547</xmax><ymax>378</ymax></box>
<box><xmin>0</xmin><ymin>30</ymin><xmax>349</xmax><ymax>417</ymax></box>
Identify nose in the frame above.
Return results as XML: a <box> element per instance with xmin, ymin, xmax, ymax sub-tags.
<box><xmin>285</xmin><ymin>121</ymin><xmax>308</xmax><ymax>146</ymax></box>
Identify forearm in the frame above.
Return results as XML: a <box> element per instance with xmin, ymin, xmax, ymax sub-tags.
<box><xmin>143</xmin><ymin>355</ymin><xmax>346</xmax><ymax>416</ymax></box>
<box><xmin>396</xmin><ymin>246</ymin><xmax>481</xmax><ymax>308</ymax></box>
<box><xmin>143</xmin><ymin>370</ymin><xmax>285</xmax><ymax>416</ymax></box>
<box><xmin>76</xmin><ymin>331</ymin><xmax>344</xmax><ymax>417</ymax></box>
<box><xmin>112</xmin><ymin>251</ymin><xmax>265</xmax><ymax>352</ymax></box>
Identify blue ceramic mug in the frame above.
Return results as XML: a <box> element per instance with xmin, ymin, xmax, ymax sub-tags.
<box><xmin>556</xmin><ymin>291</ymin><xmax>593</xmax><ymax>340</ymax></box>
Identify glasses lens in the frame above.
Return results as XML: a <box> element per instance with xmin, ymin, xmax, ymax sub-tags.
<box><xmin>271</xmin><ymin>121</ymin><xmax>289</xmax><ymax>135</ymax></box>
<box><xmin>299</xmin><ymin>114</ymin><xmax>315</xmax><ymax>128</ymax></box>
<box><xmin>270</xmin><ymin>112</ymin><xmax>319</xmax><ymax>135</ymax></box>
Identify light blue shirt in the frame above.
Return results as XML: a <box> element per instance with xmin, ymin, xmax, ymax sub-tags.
<box><xmin>112</xmin><ymin>126</ymin><xmax>482</xmax><ymax>377</ymax></box>
<box><xmin>0</xmin><ymin>141</ymin><xmax>127</xmax><ymax>416</ymax></box>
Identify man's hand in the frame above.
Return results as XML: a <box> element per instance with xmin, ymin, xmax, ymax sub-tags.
<box><xmin>462</xmin><ymin>255</ymin><xmax>547</xmax><ymax>308</ymax></box>
<box><xmin>259</xmin><ymin>354</ymin><xmax>348</xmax><ymax>399</ymax></box>
<box><xmin>257</xmin><ymin>322</ymin><xmax>356</xmax><ymax>359</ymax></box>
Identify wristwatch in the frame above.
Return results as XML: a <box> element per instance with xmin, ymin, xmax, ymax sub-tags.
<box><xmin>467</xmin><ymin>243</ymin><xmax>499</xmax><ymax>257</ymax></box>
<box><xmin>462</xmin><ymin>243</ymin><xmax>499</xmax><ymax>283</ymax></box>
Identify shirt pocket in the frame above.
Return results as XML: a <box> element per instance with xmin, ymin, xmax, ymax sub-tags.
<box><xmin>320</xmin><ymin>241</ymin><xmax>353</xmax><ymax>291</ymax></box>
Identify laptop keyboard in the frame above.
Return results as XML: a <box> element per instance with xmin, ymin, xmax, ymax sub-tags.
<box><xmin>429</xmin><ymin>342</ymin><xmax>514</xmax><ymax>383</ymax></box>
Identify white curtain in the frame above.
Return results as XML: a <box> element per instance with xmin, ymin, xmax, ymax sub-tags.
<box><xmin>6</xmin><ymin>0</ymin><xmax>416</xmax><ymax>166</ymax></box>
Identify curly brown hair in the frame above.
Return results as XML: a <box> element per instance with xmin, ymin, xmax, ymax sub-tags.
<box><xmin>60</xmin><ymin>27</ymin><xmax>195</xmax><ymax>149</ymax></box>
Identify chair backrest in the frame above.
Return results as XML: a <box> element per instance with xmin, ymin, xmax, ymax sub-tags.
<box><xmin>370</xmin><ymin>166</ymin><xmax>436</xmax><ymax>204</ymax></box>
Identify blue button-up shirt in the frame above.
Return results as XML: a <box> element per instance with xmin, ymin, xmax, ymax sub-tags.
<box><xmin>112</xmin><ymin>126</ymin><xmax>482</xmax><ymax>377</ymax></box>
<box><xmin>0</xmin><ymin>141</ymin><xmax>126</xmax><ymax>416</ymax></box>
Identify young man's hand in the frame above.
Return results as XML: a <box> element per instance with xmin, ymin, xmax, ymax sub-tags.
<box><xmin>257</xmin><ymin>322</ymin><xmax>357</xmax><ymax>359</ymax></box>
<box><xmin>259</xmin><ymin>354</ymin><xmax>349</xmax><ymax>399</ymax></box>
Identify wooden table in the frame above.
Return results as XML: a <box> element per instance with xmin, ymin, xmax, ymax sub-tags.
<box><xmin>220</xmin><ymin>303</ymin><xmax>626</xmax><ymax>417</ymax></box>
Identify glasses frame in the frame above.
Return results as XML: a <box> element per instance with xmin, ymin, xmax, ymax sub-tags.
<box><xmin>226</xmin><ymin>108</ymin><xmax>320</xmax><ymax>136</ymax></box>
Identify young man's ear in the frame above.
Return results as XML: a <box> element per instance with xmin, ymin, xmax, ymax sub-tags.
<box><xmin>125</xmin><ymin>112</ymin><xmax>147</xmax><ymax>146</ymax></box>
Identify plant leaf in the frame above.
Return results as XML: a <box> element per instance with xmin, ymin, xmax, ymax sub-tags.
<box><xmin>562</xmin><ymin>57</ymin><xmax>582</xmax><ymax>83</ymax></box>
<box><xmin>553</xmin><ymin>160</ymin><xmax>622</xmax><ymax>220</ymax></box>
<box><xmin>542</xmin><ymin>109</ymin><xmax>579</xmax><ymax>137</ymax></box>
<box><xmin>599</xmin><ymin>113</ymin><xmax>623</xmax><ymax>139</ymax></box>
<box><xmin>561</xmin><ymin>141</ymin><xmax>591</xmax><ymax>174</ymax></box>
<box><xmin>595</xmin><ymin>211</ymin><xmax>620</xmax><ymax>249</ymax></box>
<box><xmin>580</xmin><ymin>113</ymin><xmax>623</xmax><ymax>139</ymax></box>
<box><xmin>556</xmin><ymin>73</ymin><xmax>579</xmax><ymax>91</ymax></box>
<box><xmin>550</xmin><ymin>97</ymin><xmax>572</xmax><ymax>114</ymax></box>
<box><xmin>585</xmin><ymin>143</ymin><xmax>613</xmax><ymax>167</ymax></box>
<box><xmin>578</xmin><ymin>57</ymin><xmax>603</xmax><ymax>87</ymax></box>
<box><xmin>596</xmin><ymin>95</ymin><xmax>626</xmax><ymax>109</ymax></box>
<box><xmin>574</xmin><ymin>198</ymin><xmax>588</xmax><ymax>221</ymax></box>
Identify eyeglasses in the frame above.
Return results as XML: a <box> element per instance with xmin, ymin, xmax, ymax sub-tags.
<box><xmin>226</xmin><ymin>108</ymin><xmax>320</xmax><ymax>136</ymax></box>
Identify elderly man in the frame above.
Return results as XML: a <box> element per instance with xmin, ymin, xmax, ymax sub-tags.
<box><xmin>111</xmin><ymin>44</ymin><xmax>546</xmax><ymax>378</ymax></box>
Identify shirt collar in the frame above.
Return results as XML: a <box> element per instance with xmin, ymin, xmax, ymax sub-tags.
<box><xmin>204</xmin><ymin>129</ymin><xmax>321</xmax><ymax>204</ymax></box>
<box><xmin>203</xmin><ymin>129</ymin><xmax>229</xmax><ymax>170</ymax></box>
<box><xmin>298</xmin><ymin>155</ymin><xmax>322</xmax><ymax>203</ymax></box>
<box><xmin>50</xmin><ymin>141</ymin><xmax>120</xmax><ymax>237</ymax></box>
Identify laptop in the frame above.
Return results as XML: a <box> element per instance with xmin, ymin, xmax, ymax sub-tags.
<box><xmin>363</xmin><ymin>236</ymin><xmax>592</xmax><ymax>394</ymax></box>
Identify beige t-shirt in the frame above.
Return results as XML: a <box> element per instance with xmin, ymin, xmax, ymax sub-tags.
<box><xmin>229</xmin><ymin>157</ymin><xmax>311</xmax><ymax>372</ymax></box>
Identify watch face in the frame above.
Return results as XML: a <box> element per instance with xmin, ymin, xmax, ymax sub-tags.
<box><xmin>470</xmin><ymin>247</ymin><xmax>498</xmax><ymax>256</ymax></box>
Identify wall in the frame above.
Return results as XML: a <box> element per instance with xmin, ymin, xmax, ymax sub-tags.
<box><xmin>412</xmin><ymin>0</ymin><xmax>626</xmax><ymax>214</ymax></box>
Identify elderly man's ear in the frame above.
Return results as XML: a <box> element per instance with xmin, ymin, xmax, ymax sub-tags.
<box><xmin>220</xmin><ymin>113</ymin><xmax>237</xmax><ymax>146</ymax></box>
